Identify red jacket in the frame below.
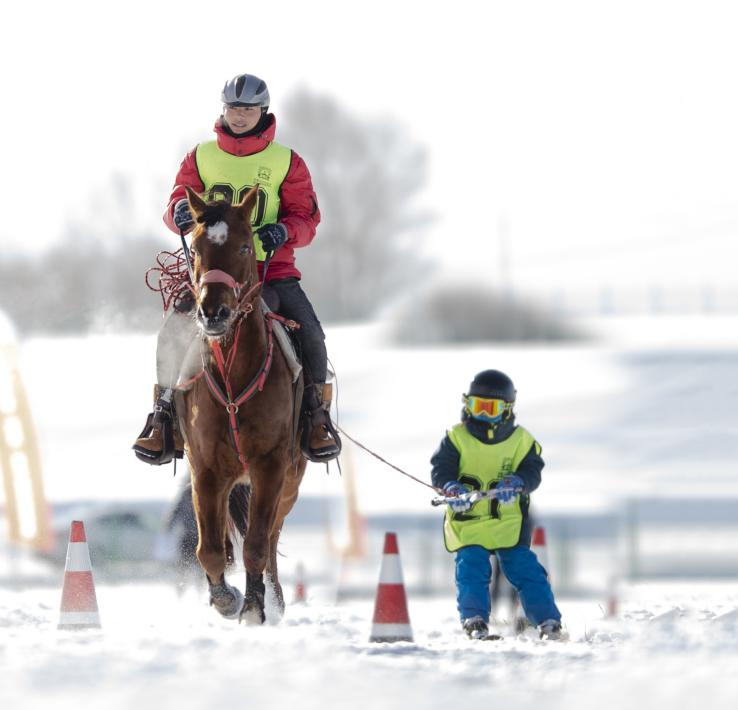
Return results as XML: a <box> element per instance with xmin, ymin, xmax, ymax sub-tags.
<box><xmin>163</xmin><ymin>115</ymin><xmax>320</xmax><ymax>282</ymax></box>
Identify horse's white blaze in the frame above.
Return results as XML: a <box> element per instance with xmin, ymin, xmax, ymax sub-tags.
<box><xmin>207</xmin><ymin>221</ymin><xmax>229</xmax><ymax>245</ymax></box>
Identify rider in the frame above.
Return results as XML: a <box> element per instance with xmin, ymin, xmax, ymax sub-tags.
<box><xmin>133</xmin><ymin>73</ymin><xmax>341</xmax><ymax>464</ymax></box>
<box><xmin>430</xmin><ymin>369</ymin><xmax>563</xmax><ymax>640</ymax></box>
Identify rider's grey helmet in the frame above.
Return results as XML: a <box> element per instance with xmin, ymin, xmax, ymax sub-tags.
<box><xmin>221</xmin><ymin>74</ymin><xmax>270</xmax><ymax>108</ymax></box>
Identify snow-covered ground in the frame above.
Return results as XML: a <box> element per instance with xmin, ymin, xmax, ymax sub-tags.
<box><xmin>2</xmin><ymin>582</ymin><xmax>738</xmax><ymax>710</ymax></box>
<box><xmin>2</xmin><ymin>314</ymin><xmax>738</xmax><ymax>708</ymax></box>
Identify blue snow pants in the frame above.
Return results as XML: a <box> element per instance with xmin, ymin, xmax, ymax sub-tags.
<box><xmin>455</xmin><ymin>544</ymin><xmax>561</xmax><ymax>625</ymax></box>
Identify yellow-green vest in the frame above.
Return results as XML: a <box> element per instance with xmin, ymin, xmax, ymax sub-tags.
<box><xmin>443</xmin><ymin>423</ymin><xmax>539</xmax><ymax>552</ymax></box>
<box><xmin>195</xmin><ymin>140</ymin><xmax>292</xmax><ymax>262</ymax></box>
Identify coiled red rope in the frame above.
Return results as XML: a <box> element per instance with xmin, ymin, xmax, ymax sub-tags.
<box><xmin>145</xmin><ymin>248</ymin><xmax>194</xmax><ymax>312</ymax></box>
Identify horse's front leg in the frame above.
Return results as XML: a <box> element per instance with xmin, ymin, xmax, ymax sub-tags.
<box><xmin>266</xmin><ymin>462</ymin><xmax>306</xmax><ymax>617</ymax></box>
<box><xmin>266</xmin><ymin>526</ymin><xmax>285</xmax><ymax>617</ymax></box>
<box><xmin>240</xmin><ymin>462</ymin><xmax>284</xmax><ymax>625</ymax></box>
<box><xmin>192</xmin><ymin>470</ymin><xmax>243</xmax><ymax>619</ymax></box>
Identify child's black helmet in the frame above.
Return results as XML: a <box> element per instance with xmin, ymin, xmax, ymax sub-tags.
<box><xmin>467</xmin><ymin>370</ymin><xmax>516</xmax><ymax>403</ymax></box>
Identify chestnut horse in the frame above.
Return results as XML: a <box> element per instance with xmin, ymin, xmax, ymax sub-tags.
<box><xmin>180</xmin><ymin>185</ymin><xmax>307</xmax><ymax>624</ymax></box>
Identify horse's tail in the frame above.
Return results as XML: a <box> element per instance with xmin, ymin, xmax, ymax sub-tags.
<box><xmin>228</xmin><ymin>482</ymin><xmax>250</xmax><ymax>538</ymax></box>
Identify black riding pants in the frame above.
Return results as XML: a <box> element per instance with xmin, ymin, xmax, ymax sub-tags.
<box><xmin>262</xmin><ymin>277</ymin><xmax>327</xmax><ymax>387</ymax></box>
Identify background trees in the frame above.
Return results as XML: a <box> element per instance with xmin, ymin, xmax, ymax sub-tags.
<box><xmin>277</xmin><ymin>87</ymin><xmax>432</xmax><ymax>322</ymax></box>
<box><xmin>0</xmin><ymin>89</ymin><xmax>432</xmax><ymax>334</ymax></box>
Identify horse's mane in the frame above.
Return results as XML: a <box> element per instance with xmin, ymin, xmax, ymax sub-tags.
<box><xmin>195</xmin><ymin>201</ymin><xmax>232</xmax><ymax>228</ymax></box>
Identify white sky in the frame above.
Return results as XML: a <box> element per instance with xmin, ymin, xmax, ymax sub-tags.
<box><xmin>3</xmin><ymin>0</ymin><xmax>738</xmax><ymax>291</ymax></box>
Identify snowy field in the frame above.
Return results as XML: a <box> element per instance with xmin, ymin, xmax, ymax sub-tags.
<box><xmin>2</xmin><ymin>582</ymin><xmax>738</xmax><ymax>710</ymax></box>
<box><xmin>3</xmin><ymin>315</ymin><xmax>738</xmax><ymax>708</ymax></box>
<box><xmin>13</xmin><ymin>314</ymin><xmax>738</xmax><ymax>512</ymax></box>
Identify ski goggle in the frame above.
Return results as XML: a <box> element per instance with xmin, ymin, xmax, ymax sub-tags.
<box><xmin>463</xmin><ymin>395</ymin><xmax>512</xmax><ymax>420</ymax></box>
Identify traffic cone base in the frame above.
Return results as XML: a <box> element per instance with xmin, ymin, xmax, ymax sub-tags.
<box><xmin>370</xmin><ymin>532</ymin><xmax>413</xmax><ymax>643</ymax></box>
<box><xmin>369</xmin><ymin>626</ymin><xmax>413</xmax><ymax>643</ymax></box>
<box><xmin>58</xmin><ymin>613</ymin><xmax>103</xmax><ymax>630</ymax></box>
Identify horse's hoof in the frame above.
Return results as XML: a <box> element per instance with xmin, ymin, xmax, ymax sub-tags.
<box><xmin>240</xmin><ymin>602</ymin><xmax>266</xmax><ymax>626</ymax></box>
<box><xmin>240</xmin><ymin>585</ymin><xmax>266</xmax><ymax>625</ymax></box>
<box><xmin>209</xmin><ymin>582</ymin><xmax>244</xmax><ymax>620</ymax></box>
<box><xmin>272</xmin><ymin>590</ymin><xmax>286</xmax><ymax>618</ymax></box>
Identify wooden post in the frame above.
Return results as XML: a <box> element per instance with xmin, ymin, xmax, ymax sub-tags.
<box><xmin>0</xmin><ymin>341</ymin><xmax>52</xmax><ymax>552</ymax></box>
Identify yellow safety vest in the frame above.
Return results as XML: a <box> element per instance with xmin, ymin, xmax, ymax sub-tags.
<box><xmin>195</xmin><ymin>140</ymin><xmax>292</xmax><ymax>262</ymax></box>
<box><xmin>443</xmin><ymin>423</ymin><xmax>539</xmax><ymax>552</ymax></box>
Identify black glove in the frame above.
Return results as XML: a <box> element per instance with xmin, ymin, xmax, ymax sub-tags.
<box><xmin>257</xmin><ymin>223</ymin><xmax>288</xmax><ymax>252</ymax></box>
<box><xmin>173</xmin><ymin>199</ymin><xmax>194</xmax><ymax>232</ymax></box>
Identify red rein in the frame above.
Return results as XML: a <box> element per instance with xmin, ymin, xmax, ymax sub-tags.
<box><xmin>196</xmin><ymin>268</ymin><xmax>299</xmax><ymax>473</ymax></box>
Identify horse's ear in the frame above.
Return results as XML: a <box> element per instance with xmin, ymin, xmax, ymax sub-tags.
<box><xmin>185</xmin><ymin>186</ymin><xmax>208</xmax><ymax>217</ymax></box>
<box><xmin>237</xmin><ymin>184</ymin><xmax>259</xmax><ymax>222</ymax></box>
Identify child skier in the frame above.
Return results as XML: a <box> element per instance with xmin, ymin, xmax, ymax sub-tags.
<box><xmin>430</xmin><ymin>369</ymin><xmax>564</xmax><ymax>640</ymax></box>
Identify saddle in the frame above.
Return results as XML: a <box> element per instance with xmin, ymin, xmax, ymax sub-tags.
<box><xmin>262</xmin><ymin>301</ymin><xmax>341</xmax><ymax>462</ymax></box>
<box><xmin>261</xmin><ymin>300</ymin><xmax>303</xmax><ymax>384</ymax></box>
<box><xmin>263</xmin><ymin>302</ymin><xmax>305</xmax><ymax>464</ymax></box>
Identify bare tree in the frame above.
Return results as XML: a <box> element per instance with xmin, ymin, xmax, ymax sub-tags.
<box><xmin>279</xmin><ymin>88</ymin><xmax>433</xmax><ymax>321</ymax></box>
<box><xmin>0</xmin><ymin>173</ymin><xmax>168</xmax><ymax>335</ymax></box>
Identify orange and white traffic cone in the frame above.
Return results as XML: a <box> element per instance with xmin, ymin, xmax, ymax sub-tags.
<box><xmin>369</xmin><ymin>532</ymin><xmax>413</xmax><ymax>643</ymax></box>
<box><xmin>531</xmin><ymin>526</ymin><xmax>550</xmax><ymax>578</ymax></box>
<box><xmin>293</xmin><ymin>562</ymin><xmax>307</xmax><ymax>603</ymax></box>
<box><xmin>58</xmin><ymin>521</ymin><xmax>101</xmax><ymax>630</ymax></box>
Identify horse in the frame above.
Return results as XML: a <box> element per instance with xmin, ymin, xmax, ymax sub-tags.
<box><xmin>179</xmin><ymin>185</ymin><xmax>307</xmax><ymax>624</ymax></box>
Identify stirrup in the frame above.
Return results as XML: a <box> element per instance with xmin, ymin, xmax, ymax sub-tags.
<box><xmin>132</xmin><ymin>408</ymin><xmax>183</xmax><ymax>466</ymax></box>
<box><xmin>300</xmin><ymin>410</ymin><xmax>342</xmax><ymax>463</ymax></box>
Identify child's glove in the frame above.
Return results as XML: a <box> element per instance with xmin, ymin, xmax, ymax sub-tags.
<box><xmin>497</xmin><ymin>474</ymin><xmax>525</xmax><ymax>503</ymax></box>
<box><xmin>173</xmin><ymin>199</ymin><xmax>194</xmax><ymax>232</ymax></box>
<box><xmin>442</xmin><ymin>481</ymin><xmax>473</xmax><ymax>513</ymax></box>
<box><xmin>257</xmin><ymin>223</ymin><xmax>288</xmax><ymax>252</ymax></box>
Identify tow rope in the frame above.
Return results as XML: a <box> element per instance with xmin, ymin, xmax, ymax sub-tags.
<box><xmin>334</xmin><ymin>425</ymin><xmax>441</xmax><ymax>493</ymax></box>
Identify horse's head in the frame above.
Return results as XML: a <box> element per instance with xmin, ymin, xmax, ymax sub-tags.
<box><xmin>186</xmin><ymin>186</ymin><xmax>261</xmax><ymax>338</ymax></box>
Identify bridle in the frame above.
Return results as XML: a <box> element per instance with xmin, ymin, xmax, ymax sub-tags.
<box><xmin>195</xmin><ymin>243</ymin><xmax>276</xmax><ymax>315</ymax></box>
<box><xmin>198</xmin><ymin>268</ymin><xmax>260</xmax><ymax>316</ymax></box>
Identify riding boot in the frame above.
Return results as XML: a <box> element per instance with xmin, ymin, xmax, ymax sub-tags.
<box><xmin>132</xmin><ymin>385</ymin><xmax>184</xmax><ymax>465</ymax></box>
<box><xmin>301</xmin><ymin>383</ymin><xmax>341</xmax><ymax>462</ymax></box>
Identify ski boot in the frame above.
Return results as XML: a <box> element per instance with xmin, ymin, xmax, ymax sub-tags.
<box><xmin>463</xmin><ymin>616</ymin><xmax>502</xmax><ymax>641</ymax></box>
<box><xmin>538</xmin><ymin>618</ymin><xmax>566</xmax><ymax>641</ymax></box>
